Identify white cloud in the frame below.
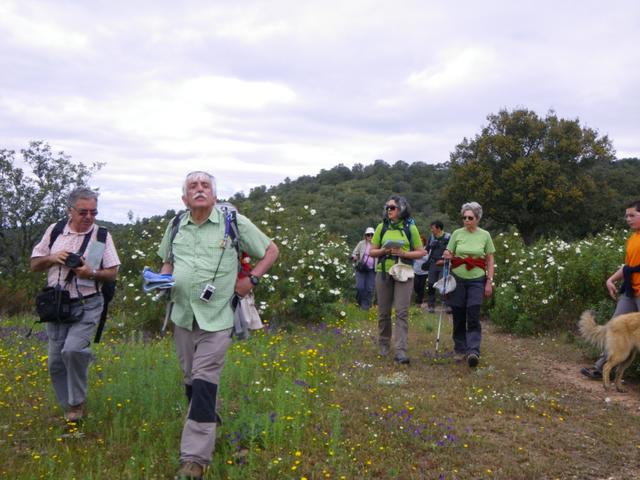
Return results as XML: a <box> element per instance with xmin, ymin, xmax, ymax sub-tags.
<box><xmin>407</xmin><ymin>47</ymin><xmax>500</xmax><ymax>91</ymax></box>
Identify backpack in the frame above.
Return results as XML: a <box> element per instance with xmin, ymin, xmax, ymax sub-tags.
<box><xmin>167</xmin><ymin>203</ymin><xmax>241</xmax><ymax>268</ymax></box>
<box><xmin>379</xmin><ymin>218</ymin><xmax>416</xmax><ymax>271</ymax></box>
<box><xmin>48</xmin><ymin>219</ymin><xmax>116</xmax><ymax>343</ymax></box>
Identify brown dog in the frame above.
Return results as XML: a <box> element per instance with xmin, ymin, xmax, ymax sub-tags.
<box><xmin>578</xmin><ymin>310</ymin><xmax>640</xmax><ymax>392</ymax></box>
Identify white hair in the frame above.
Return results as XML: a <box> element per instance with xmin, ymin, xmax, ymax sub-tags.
<box><xmin>461</xmin><ymin>201</ymin><xmax>483</xmax><ymax>220</ymax></box>
<box><xmin>182</xmin><ymin>171</ymin><xmax>217</xmax><ymax>196</ymax></box>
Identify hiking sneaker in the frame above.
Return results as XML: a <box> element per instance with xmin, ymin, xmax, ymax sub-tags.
<box><xmin>394</xmin><ymin>352</ymin><xmax>410</xmax><ymax>365</ymax></box>
<box><xmin>175</xmin><ymin>462</ymin><xmax>204</xmax><ymax>480</ymax></box>
<box><xmin>467</xmin><ymin>353</ymin><xmax>479</xmax><ymax>368</ymax></box>
<box><xmin>64</xmin><ymin>402</ymin><xmax>86</xmax><ymax>422</ymax></box>
<box><xmin>379</xmin><ymin>344</ymin><xmax>390</xmax><ymax>356</ymax></box>
<box><xmin>427</xmin><ymin>305</ymin><xmax>435</xmax><ymax>313</ymax></box>
<box><xmin>580</xmin><ymin>367</ymin><xmax>602</xmax><ymax>379</ymax></box>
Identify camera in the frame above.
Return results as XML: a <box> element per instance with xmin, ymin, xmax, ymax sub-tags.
<box><xmin>64</xmin><ymin>252</ymin><xmax>84</xmax><ymax>268</ymax></box>
<box><xmin>200</xmin><ymin>284</ymin><xmax>216</xmax><ymax>303</ymax></box>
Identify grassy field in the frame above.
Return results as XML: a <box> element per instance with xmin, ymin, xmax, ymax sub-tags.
<box><xmin>1</xmin><ymin>306</ymin><xmax>639</xmax><ymax>479</ymax></box>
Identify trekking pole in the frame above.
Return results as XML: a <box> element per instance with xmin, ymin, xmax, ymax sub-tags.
<box><xmin>435</xmin><ymin>259</ymin><xmax>450</xmax><ymax>352</ymax></box>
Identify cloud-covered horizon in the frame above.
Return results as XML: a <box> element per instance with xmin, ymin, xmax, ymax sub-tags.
<box><xmin>2</xmin><ymin>0</ymin><xmax>639</xmax><ymax>223</ymax></box>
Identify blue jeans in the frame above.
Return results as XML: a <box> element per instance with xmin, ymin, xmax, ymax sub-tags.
<box><xmin>355</xmin><ymin>269</ymin><xmax>376</xmax><ymax>310</ymax></box>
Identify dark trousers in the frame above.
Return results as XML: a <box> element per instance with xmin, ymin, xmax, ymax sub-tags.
<box><xmin>448</xmin><ymin>276</ymin><xmax>485</xmax><ymax>356</ymax></box>
<box><xmin>413</xmin><ymin>274</ymin><xmax>427</xmax><ymax>304</ymax></box>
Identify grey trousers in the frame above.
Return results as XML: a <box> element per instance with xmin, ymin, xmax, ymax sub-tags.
<box><xmin>174</xmin><ymin>323</ymin><xmax>233</xmax><ymax>466</ymax></box>
<box><xmin>376</xmin><ymin>272</ymin><xmax>414</xmax><ymax>354</ymax></box>
<box><xmin>46</xmin><ymin>295</ymin><xmax>103</xmax><ymax>409</ymax></box>
<box><xmin>594</xmin><ymin>295</ymin><xmax>640</xmax><ymax>370</ymax></box>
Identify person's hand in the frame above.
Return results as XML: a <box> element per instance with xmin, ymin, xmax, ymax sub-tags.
<box><xmin>484</xmin><ymin>279</ymin><xmax>493</xmax><ymax>298</ymax></box>
<box><xmin>351</xmin><ymin>255</ymin><xmax>357</xmax><ymax>262</ymax></box>
<box><xmin>390</xmin><ymin>248</ymin><xmax>404</xmax><ymax>257</ymax></box>
<box><xmin>606</xmin><ymin>278</ymin><xmax>618</xmax><ymax>300</ymax></box>
<box><xmin>74</xmin><ymin>263</ymin><xmax>93</xmax><ymax>279</ymax></box>
<box><xmin>436</xmin><ymin>259</ymin><xmax>444</xmax><ymax>266</ymax></box>
<box><xmin>235</xmin><ymin>276</ymin><xmax>253</xmax><ymax>297</ymax></box>
<box><xmin>49</xmin><ymin>251</ymin><xmax>69</xmax><ymax>266</ymax></box>
<box><xmin>442</xmin><ymin>249</ymin><xmax>452</xmax><ymax>260</ymax></box>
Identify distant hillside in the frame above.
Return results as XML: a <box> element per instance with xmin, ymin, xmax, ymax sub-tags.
<box><xmin>229</xmin><ymin>160</ymin><xmax>452</xmax><ymax>245</ymax></box>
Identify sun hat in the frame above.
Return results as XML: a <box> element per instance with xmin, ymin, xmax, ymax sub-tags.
<box><xmin>365</xmin><ymin>227</ymin><xmax>375</xmax><ymax>235</ymax></box>
<box><xmin>388</xmin><ymin>263</ymin><xmax>415</xmax><ymax>282</ymax></box>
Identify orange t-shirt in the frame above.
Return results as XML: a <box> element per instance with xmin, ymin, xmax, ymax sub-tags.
<box><xmin>625</xmin><ymin>231</ymin><xmax>640</xmax><ymax>297</ymax></box>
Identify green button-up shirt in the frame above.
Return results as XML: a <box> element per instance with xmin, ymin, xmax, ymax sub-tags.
<box><xmin>157</xmin><ymin>208</ymin><xmax>271</xmax><ymax>332</ymax></box>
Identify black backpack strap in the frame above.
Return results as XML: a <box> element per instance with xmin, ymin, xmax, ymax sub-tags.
<box><xmin>48</xmin><ymin>219</ymin><xmax>68</xmax><ymax>249</ymax></box>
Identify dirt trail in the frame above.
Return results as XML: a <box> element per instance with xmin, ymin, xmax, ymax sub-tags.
<box><xmin>484</xmin><ymin>321</ymin><xmax>640</xmax><ymax>413</ymax></box>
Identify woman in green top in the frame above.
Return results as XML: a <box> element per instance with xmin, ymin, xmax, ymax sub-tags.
<box><xmin>369</xmin><ymin>195</ymin><xmax>426</xmax><ymax>364</ymax></box>
<box><xmin>443</xmin><ymin>202</ymin><xmax>495</xmax><ymax>368</ymax></box>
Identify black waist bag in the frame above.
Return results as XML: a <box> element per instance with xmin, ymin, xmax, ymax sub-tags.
<box><xmin>35</xmin><ymin>286</ymin><xmax>75</xmax><ymax>323</ymax></box>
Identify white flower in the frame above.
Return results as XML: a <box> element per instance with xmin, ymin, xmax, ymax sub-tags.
<box><xmin>340</xmin><ymin>311</ymin><xmax>346</xmax><ymax>317</ymax></box>
<box><xmin>298</xmin><ymin>293</ymin><xmax>305</xmax><ymax>298</ymax></box>
<box><xmin>310</xmin><ymin>209</ymin><xmax>317</xmax><ymax>215</ymax></box>
<box><xmin>319</xmin><ymin>223</ymin><xmax>326</xmax><ymax>229</ymax></box>
<box><xmin>542</xmin><ymin>299</ymin><xmax>548</xmax><ymax>304</ymax></box>
<box><xmin>307</xmin><ymin>249</ymin><xmax>314</xmax><ymax>255</ymax></box>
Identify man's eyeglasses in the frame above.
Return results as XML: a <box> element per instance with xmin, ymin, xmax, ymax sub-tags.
<box><xmin>72</xmin><ymin>207</ymin><xmax>98</xmax><ymax>217</ymax></box>
<box><xmin>385</xmin><ymin>205</ymin><xmax>397</xmax><ymax>211</ymax></box>
<box><xmin>462</xmin><ymin>215</ymin><xmax>475</xmax><ymax>221</ymax></box>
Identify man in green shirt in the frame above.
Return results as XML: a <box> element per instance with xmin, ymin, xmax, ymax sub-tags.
<box><xmin>158</xmin><ymin>171</ymin><xmax>278</xmax><ymax>479</ymax></box>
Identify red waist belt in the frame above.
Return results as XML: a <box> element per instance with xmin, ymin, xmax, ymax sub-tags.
<box><xmin>451</xmin><ymin>256</ymin><xmax>486</xmax><ymax>271</ymax></box>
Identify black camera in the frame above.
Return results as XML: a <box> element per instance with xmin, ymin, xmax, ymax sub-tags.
<box><xmin>64</xmin><ymin>252</ymin><xmax>83</xmax><ymax>268</ymax></box>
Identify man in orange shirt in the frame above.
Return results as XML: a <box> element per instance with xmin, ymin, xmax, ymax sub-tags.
<box><xmin>581</xmin><ymin>199</ymin><xmax>640</xmax><ymax>379</ymax></box>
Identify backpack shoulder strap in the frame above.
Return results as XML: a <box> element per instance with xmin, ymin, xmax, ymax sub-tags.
<box><xmin>97</xmin><ymin>226</ymin><xmax>108</xmax><ymax>243</ymax></box>
<box><xmin>48</xmin><ymin>219</ymin><xmax>68</xmax><ymax>249</ymax></box>
<box><xmin>403</xmin><ymin>220</ymin><xmax>414</xmax><ymax>250</ymax></box>
<box><xmin>167</xmin><ymin>211</ymin><xmax>185</xmax><ymax>263</ymax></box>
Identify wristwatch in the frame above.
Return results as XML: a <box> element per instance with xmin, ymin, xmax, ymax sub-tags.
<box><xmin>249</xmin><ymin>274</ymin><xmax>260</xmax><ymax>286</ymax></box>
<box><xmin>90</xmin><ymin>268</ymin><xmax>98</xmax><ymax>280</ymax></box>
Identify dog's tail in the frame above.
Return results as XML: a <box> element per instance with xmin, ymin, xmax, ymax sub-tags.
<box><xmin>578</xmin><ymin>310</ymin><xmax>607</xmax><ymax>349</ymax></box>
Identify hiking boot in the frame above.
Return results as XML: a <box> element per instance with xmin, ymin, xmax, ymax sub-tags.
<box><xmin>379</xmin><ymin>344</ymin><xmax>390</xmax><ymax>356</ymax></box>
<box><xmin>175</xmin><ymin>462</ymin><xmax>204</xmax><ymax>480</ymax></box>
<box><xmin>453</xmin><ymin>352</ymin><xmax>465</xmax><ymax>362</ymax></box>
<box><xmin>394</xmin><ymin>352</ymin><xmax>410</xmax><ymax>365</ymax></box>
<box><xmin>444</xmin><ymin>307</ymin><xmax>452</xmax><ymax>314</ymax></box>
<box><xmin>64</xmin><ymin>402</ymin><xmax>86</xmax><ymax>422</ymax></box>
<box><xmin>427</xmin><ymin>305</ymin><xmax>435</xmax><ymax>313</ymax></box>
<box><xmin>467</xmin><ymin>353</ymin><xmax>479</xmax><ymax>368</ymax></box>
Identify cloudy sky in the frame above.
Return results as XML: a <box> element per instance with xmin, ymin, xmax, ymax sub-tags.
<box><xmin>2</xmin><ymin>1</ymin><xmax>639</xmax><ymax>223</ymax></box>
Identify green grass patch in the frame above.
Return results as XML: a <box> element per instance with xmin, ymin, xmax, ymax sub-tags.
<box><xmin>2</xmin><ymin>306</ymin><xmax>640</xmax><ymax>479</ymax></box>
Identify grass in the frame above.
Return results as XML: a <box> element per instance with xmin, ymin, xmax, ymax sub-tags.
<box><xmin>1</xmin><ymin>305</ymin><xmax>640</xmax><ymax>479</ymax></box>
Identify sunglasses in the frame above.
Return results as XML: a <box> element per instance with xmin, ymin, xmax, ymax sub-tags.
<box><xmin>462</xmin><ymin>215</ymin><xmax>475</xmax><ymax>221</ymax></box>
<box><xmin>385</xmin><ymin>205</ymin><xmax>397</xmax><ymax>211</ymax></box>
<box><xmin>365</xmin><ymin>233</ymin><xmax>373</xmax><ymax>236</ymax></box>
<box><xmin>72</xmin><ymin>207</ymin><xmax>98</xmax><ymax>217</ymax></box>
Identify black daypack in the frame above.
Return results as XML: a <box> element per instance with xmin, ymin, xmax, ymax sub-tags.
<box><xmin>48</xmin><ymin>219</ymin><xmax>116</xmax><ymax>342</ymax></box>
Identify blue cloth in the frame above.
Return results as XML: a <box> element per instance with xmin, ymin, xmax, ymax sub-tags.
<box><xmin>142</xmin><ymin>267</ymin><xmax>175</xmax><ymax>292</ymax></box>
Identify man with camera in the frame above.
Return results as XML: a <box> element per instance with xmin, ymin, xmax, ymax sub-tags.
<box><xmin>31</xmin><ymin>187</ymin><xmax>120</xmax><ymax>422</ymax></box>
<box><xmin>157</xmin><ymin>171</ymin><xmax>278</xmax><ymax>480</ymax></box>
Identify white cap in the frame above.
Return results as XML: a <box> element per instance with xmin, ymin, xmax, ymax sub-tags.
<box><xmin>365</xmin><ymin>227</ymin><xmax>375</xmax><ymax>235</ymax></box>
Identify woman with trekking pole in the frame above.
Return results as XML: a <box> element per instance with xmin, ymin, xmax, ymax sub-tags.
<box><xmin>443</xmin><ymin>202</ymin><xmax>495</xmax><ymax>368</ymax></box>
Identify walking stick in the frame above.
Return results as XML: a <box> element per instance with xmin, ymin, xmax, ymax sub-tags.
<box><xmin>435</xmin><ymin>259</ymin><xmax>450</xmax><ymax>352</ymax></box>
